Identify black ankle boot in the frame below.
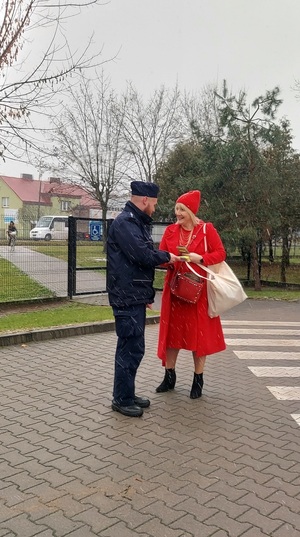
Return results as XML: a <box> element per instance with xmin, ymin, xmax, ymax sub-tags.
<box><xmin>156</xmin><ymin>368</ymin><xmax>176</xmax><ymax>393</ymax></box>
<box><xmin>190</xmin><ymin>373</ymin><xmax>203</xmax><ymax>399</ymax></box>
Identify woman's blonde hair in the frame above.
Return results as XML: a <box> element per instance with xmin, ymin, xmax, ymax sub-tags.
<box><xmin>175</xmin><ymin>202</ymin><xmax>200</xmax><ymax>227</ymax></box>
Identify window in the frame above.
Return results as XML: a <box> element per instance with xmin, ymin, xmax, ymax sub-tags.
<box><xmin>56</xmin><ymin>217</ymin><xmax>68</xmax><ymax>226</ymax></box>
<box><xmin>61</xmin><ymin>200</ymin><xmax>71</xmax><ymax>211</ymax></box>
<box><xmin>2</xmin><ymin>197</ymin><xmax>9</xmax><ymax>207</ymax></box>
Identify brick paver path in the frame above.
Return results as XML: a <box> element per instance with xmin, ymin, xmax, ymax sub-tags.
<box><xmin>0</xmin><ymin>300</ymin><xmax>300</xmax><ymax>536</ymax></box>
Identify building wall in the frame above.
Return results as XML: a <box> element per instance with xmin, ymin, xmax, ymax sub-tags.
<box><xmin>50</xmin><ymin>196</ymin><xmax>82</xmax><ymax>214</ymax></box>
<box><xmin>0</xmin><ymin>182</ymin><xmax>22</xmax><ymax>238</ymax></box>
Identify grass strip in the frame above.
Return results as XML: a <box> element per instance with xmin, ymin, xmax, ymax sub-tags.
<box><xmin>245</xmin><ymin>289</ymin><xmax>300</xmax><ymax>301</ymax></box>
<box><xmin>0</xmin><ymin>302</ymin><xmax>159</xmax><ymax>333</ymax></box>
<box><xmin>0</xmin><ymin>258</ymin><xmax>54</xmax><ymax>302</ymax></box>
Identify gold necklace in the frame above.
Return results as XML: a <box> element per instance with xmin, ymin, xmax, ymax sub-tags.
<box><xmin>179</xmin><ymin>227</ymin><xmax>194</xmax><ymax>247</ymax></box>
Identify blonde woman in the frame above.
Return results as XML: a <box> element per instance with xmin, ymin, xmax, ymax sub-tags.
<box><xmin>157</xmin><ymin>190</ymin><xmax>226</xmax><ymax>398</ymax></box>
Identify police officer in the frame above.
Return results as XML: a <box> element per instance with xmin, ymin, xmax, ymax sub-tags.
<box><xmin>107</xmin><ymin>181</ymin><xmax>179</xmax><ymax>417</ymax></box>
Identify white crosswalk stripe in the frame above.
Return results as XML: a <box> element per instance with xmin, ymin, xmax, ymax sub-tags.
<box><xmin>248</xmin><ymin>367</ymin><xmax>300</xmax><ymax>377</ymax></box>
<box><xmin>222</xmin><ymin>320</ymin><xmax>300</xmax><ymax>326</ymax></box>
<box><xmin>227</xmin><ymin>338</ymin><xmax>300</xmax><ymax>346</ymax></box>
<box><xmin>266</xmin><ymin>386</ymin><xmax>300</xmax><ymax>399</ymax></box>
<box><xmin>234</xmin><ymin>351</ymin><xmax>300</xmax><ymax>360</ymax></box>
<box><xmin>291</xmin><ymin>414</ymin><xmax>300</xmax><ymax>426</ymax></box>
<box><xmin>226</xmin><ymin>319</ymin><xmax>300</xmax><ymax>427</ymax></box>
<box><xmin>224</xmin><ymin>328</ymin><xmax>300</xmax><ymax>335</ymax></box>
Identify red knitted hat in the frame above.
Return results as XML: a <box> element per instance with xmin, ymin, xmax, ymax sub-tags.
<box><xmin>176</xmin><ymin>190</ymin><xmax>201</xmax><ymax>214</ymax></box>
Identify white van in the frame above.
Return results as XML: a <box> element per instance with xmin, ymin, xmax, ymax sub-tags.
<box><xmin>30</xmin><ymin>216</ymin><xmax>68</xmax><ymax>241</ymax></box>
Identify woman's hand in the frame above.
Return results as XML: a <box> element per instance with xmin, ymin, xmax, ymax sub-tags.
<box><xmin>188</xmin><ymin>252</ymin><xmax>203</xmax><ymax>264</ymax></box>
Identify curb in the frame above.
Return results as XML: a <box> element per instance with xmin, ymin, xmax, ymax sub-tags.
<box><xmin>0</xmin><ymin>315</ymin><xmax>161</xmax><ymax>347</ymax></box>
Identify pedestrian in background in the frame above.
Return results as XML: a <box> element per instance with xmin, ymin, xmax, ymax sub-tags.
<box><xmin>156</xmin><ymin>190</ymin><xmax>226</xmax><ymax>399</ymax></box>
<box><xmin>107</xmin><ymin>181</ymin><xmax>179</xmax><ymax>417</ymax></box>
<box><xmin>7</xmin><ymin>220</ymin><xmax>17</xmax><ymax>246</ymax></box>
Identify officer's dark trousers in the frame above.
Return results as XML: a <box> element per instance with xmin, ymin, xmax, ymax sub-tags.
<box><xmin>113</xmin><ymin>304</ymin><xmax>146</xmax><ymax>406</ymax></box>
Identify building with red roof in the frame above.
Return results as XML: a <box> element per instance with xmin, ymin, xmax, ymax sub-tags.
<box><xmin>0</xmin><ymin>173</ymin><xmax>101</xmax><ymax>238</ymax></box>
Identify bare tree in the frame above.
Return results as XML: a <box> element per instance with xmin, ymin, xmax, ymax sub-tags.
<box><xmin>0</xmin><ymin>0</ymin><xmax>105</xmax><ymax>163</ymax></box>
<box><xmin>121</xmin><ymin>83</ymin><xmax>183</xmax><ymax>182</ymax></box>
<box><xmin>50</xmin><ymin>73</ymin><xmax>129</xmax><ymax>240</ymax></box>
<box><xmin>181</xmin><ymin>85</ymin><xmax>220</xmax><ymax>141</ymax></box>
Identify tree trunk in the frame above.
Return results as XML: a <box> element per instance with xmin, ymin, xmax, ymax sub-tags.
<box><xmin>102</xmin><ymin>208</ymin><xmax>108</xmax><ymax>253</ymax></box>
<box><xmin>247</xmin><ymin>252</ymin><xmax>251</xmax><ymax>283</ymax></box>
<box><xmin>257</xmin><ymin>239</ymin><xmax>262</xmax><ymax>278</ymax></box>
<box><xmin>268</xmin><ymin>238</ymin><xmax>274</xmax><ymax>263</ymax></box>
<box><xmin>281</xmin><ymin>230</ymin><xmax>290</xmax><ymax>283</ymax></box>
<box><xmin>251</xmin><ymin>242</ymin><xmax>261</xmax><ymax>291</ymax></box>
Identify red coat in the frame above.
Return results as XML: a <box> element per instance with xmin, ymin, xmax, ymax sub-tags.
<box><xmin>157</xmin><ymin>221</ymin><xmax>226</xmax><ymax>364</ymax></box>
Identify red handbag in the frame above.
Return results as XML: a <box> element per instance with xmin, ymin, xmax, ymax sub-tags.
<box><xmin>170</xmin><ymin>264</ymin><xmax>204</xmax><ymax>304</ymax></box>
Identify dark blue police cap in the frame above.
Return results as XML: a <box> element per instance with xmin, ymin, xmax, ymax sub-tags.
<box><xmin>131</xmin><ymin>181</ymin><xmax>159</xmax><ymax>198</ymax></box>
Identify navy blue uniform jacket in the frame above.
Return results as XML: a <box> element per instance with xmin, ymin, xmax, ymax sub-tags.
<box><xmin>107</xmin><ymin>201</ymin><xmax>171</xmax><ymax>307</ymax></box>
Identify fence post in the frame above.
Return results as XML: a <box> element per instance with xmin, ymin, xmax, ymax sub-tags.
<box><xmin>68</xmin><ymin>216</ymin><xmax>77</xmax><ymax>298</ymax></box>
<box><xmin>105</xmin><ymin>219</ymin><xmax>114</xmax><ymax>292</ymax></box>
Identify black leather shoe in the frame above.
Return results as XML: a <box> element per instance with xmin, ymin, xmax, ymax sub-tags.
<box><xmin>112</xmin><ymin>400</ymin><xmax>143</xmax><ymax>417</ymax></box>
<box><xmin>134</xmin><ymin>396</ymin><xmax>150</xmax><ymax>408</ymax></box>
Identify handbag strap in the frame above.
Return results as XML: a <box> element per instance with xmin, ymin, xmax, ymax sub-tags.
<box><xmin>203</xmin><ymin>223</ymin><xmax>207</xmax><ymax>253</ymax></box>
<box><xmin>183</xmin><ymin>222</ymin><xmax>212</xmax><ymax>280</ymax></box>
<box><xmin>182</xmin><ymin>222</ymin><xmax>210</xmax><ymax>280</ymax></box>
<box><xmin>185</xmin><ymin>261</ymin><xmax>211</xmax><ymax>281</ymax></box>
<box><xmin>200</xmin><ymin>222</ymin><xmax>227</xmax><ymax>279</ymax></box>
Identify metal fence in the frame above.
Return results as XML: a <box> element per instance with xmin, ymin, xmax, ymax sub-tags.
<box><xmin>0</xmin><ymin>215</ymin><xmax>32</xmax><ymax>241</ymax></box>
<box><xmin>2</xmin><ymin>216</ymin><xmax>299</xmax><ymax>304</ymax></box>
<box><xmin>0</xmin><ymin>217</ymin><xmax>170</xmax><ymax>304</ymax></box>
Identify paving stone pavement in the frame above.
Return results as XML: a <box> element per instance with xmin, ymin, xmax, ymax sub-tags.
<box><xmin>0</xmin><ymin>299</ymin><xmax>300</xmax><ymax>536</ymax></box>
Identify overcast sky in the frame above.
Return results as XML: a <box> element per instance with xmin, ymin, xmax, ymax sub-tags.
<box><xmin>2</xmin><ymin>0</ymin><xmax>300</xmax><ymax>178</ymax></box>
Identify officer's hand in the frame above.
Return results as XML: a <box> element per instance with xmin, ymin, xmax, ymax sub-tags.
<box><xmin>168</xmin><ymin>253</ymin><xmax>180</xmax><ymax>263</ymax></box>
